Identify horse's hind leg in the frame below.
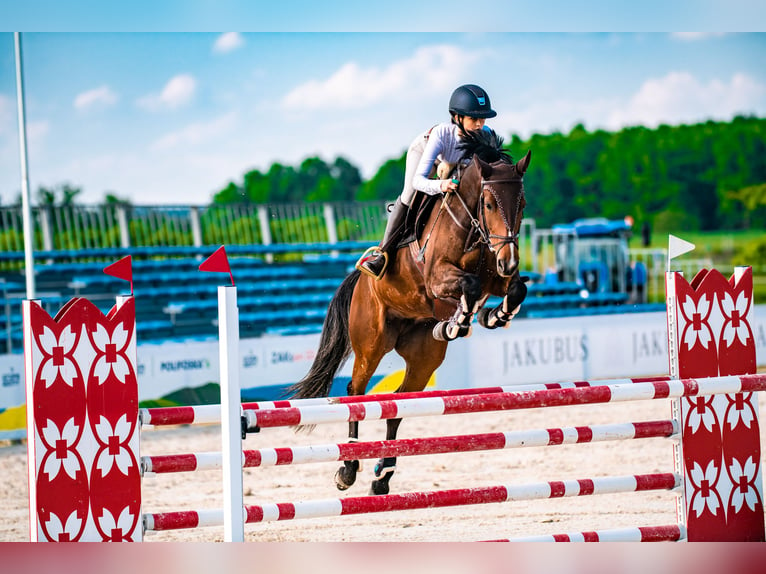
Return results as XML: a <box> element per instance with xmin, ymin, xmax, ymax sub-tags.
<box><xmin>370</xmin><ymin>417</ymin><xmax>401</xmax><ymax>495</ymax></box>
<box><xmin>335</xmin><ymin>416</ymin><xmax>361</xmax><ymax>490</ymax></box>
<box><xmin>335</xmin><ymin>357</ymin><xmax>387</xmax><ymax>490</ymax></box>
<box><xmin>369</xmin><ymin>323</ymin><xmax>449</xmax><ymax>495</ymax></box>
<box><xmin>329</xmin><ymin>274</ymin><xmax>394</xmax><ymax>491</ymax></box>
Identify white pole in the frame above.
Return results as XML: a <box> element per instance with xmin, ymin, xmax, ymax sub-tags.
<box><xmin>218</xmin><ymin>285</ymin><xmax>244</xmax><ymax>541</ymax></box>
<box><xmin>14</xmin><ymin>32</ymin><xmax>35</xmax><ymax>299</ymax></box>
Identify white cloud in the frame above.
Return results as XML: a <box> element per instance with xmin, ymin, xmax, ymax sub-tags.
<box><xmin>150</xmin><ymin>112</ymin><xmax>239</xmax><ymax>151</ymax></box>
<box><xmin>496</xmin><ymin>71</ymin><xmax>766</xmax><ymax>139</ymax></box>
<box><xmin>74</xmin><ymin>86</ymin><xmax>118</xmax><ymax>111</ymax></box>
<box><xmin>213</xmin><ymin>32</ymin><xmax>244</xmax><ymax>54</ymax></box>
<box><xmin>607</xmin><ymin>71</ymin><xmax>766</xmax><ymax>129</ymax></box>
<box><xmin>281</xmin><ymin>44</ymin><xmax>481</xmax><ymax>111</ymax></box>
<box><xmin>137</xmin><ymin>74</ymin><xmax>197</xmax><ymax>111</ymax></box>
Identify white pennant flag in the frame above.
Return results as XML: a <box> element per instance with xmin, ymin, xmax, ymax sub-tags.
<box><xmin>667</xmin><ymin>234</ymin><xmax>696</xmax><ymax>272</ymax></box>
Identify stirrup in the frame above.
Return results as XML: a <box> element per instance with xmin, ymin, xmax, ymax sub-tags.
<box><xmin>355</xmin><ymin>246</ymin><xmax>388</xmax><ymax>280</ymax></box>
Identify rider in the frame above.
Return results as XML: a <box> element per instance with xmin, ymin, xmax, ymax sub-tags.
<box><xmin>357</xmin><ymin>84</ymin><xmax>497</xmax><ymax>280</ymax></box>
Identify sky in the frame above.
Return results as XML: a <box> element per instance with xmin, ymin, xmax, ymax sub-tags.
<box><xmin>0</xmin><ymin>4</ymin><xmax>765</xmax><ymax>206</ymax></box>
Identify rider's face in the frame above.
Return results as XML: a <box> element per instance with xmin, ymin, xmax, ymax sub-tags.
<box><xmin>461</xmin><ymin>116</ymin><xmax>486</xmax><ymax>131</ymax></box>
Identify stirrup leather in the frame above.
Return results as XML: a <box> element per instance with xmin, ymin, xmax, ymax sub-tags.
<box><xmin>355</xmin><ymin>246</ymin><xmax>388</xmax><ymax>280</ymax></box>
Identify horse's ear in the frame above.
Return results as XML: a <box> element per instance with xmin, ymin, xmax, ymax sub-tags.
<box><xmin>516</xmin><ymin>150</ymin><xmax>532</xmax><ymax>175</ymax></box>
<box><xmin>472</xmin><ymin>155</ymin><xmax>493</xmax><ymax>179</ymax></box>
<box><xmin>515</xmin><ymin>149</ymin><xmax>531</xmax><ymax>175</ymax></box>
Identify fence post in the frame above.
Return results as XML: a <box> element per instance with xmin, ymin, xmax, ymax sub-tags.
<box><xmin>190</xmin><ymin>206</ymin><xmax>203</xmax><ymax>247</ymax></box>
<box><xmin>116</xmin><ymin>206</ymin><xmax>131</xmax><ymax>248</ymax></box>
<box><xmin>323</xmin><ymin>203</ymin><xmax>339</xmax><ymax>257</ymax></box>
<box><xmin>257</xmin><ymin>205</ymin><xmax>273</xmax><ymax>263</ymax></box>
<box><xmin>38</xmin><ymin>207</ymin><xmax>53</xmax><ymax>252</ymax></box>
<box><xmin>218</xmin><ymin>285</ymin><xmax>244</xmax><ymax>542</ymax></box>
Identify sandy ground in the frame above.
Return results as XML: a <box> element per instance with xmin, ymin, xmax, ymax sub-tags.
<box><xmin>2</xmin><ymin>392</ymin><xmax>765</xmax><ymax>543</ymax></box>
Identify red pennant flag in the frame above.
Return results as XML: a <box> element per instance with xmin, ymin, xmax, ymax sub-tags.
<box><xmin>104</xmin><ymin>255</ymin><xmax>133</xmax><ymax>295</ymax></box>
<box><xmin>199</xmin><ymin>245</ymin><xmax>235</xmax><ymax>286</ymax></box>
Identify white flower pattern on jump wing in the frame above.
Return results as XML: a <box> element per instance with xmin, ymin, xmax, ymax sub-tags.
<box><xmin>41</xmin><ymin>418</ymin><xmax>81</xmax><ymax>481</ymax></box>
<box><xmin>686</xmin><ymin>397</ymin><xmax>716</xmax><ymax>434</ymax></box>
<box><xmin>94</xmin><ymin>414</ymin><xmax>134</xmax><ymax>477</ymax></box>
<box><xmin>720</xmin><ymin>291</ymin><xmax>750</xmax><ymax>347</ymax></box>
<box><xmin>92</xmin><ymin>322</ymin><xmax>130</xmax><ymax>384</ymax></box>
<box><xmin>681</xmin><ymin>294</ymin><xmax>712</xmax><ymax>350</ymax></box>
<box><xmin>45</xmin><ymin>510</ymin><xmax>82</xmax><ymax>542</ymax></box>
<box><xmin>726</xmin><ymin>394</ymin><xmax>755</xmax><ymax>430</ymax></box>
<box><xmin>39</xmin><ymin>325</ymin><xmax>78</xmax><ymax>388</ymax></box>
<box><xmin>690</xmin><ymin>460</ymin><xmax>720</xmax><ymax>517</ymax></box>
<box><xmin>97</xmin><ymin>507</ymin><xmax>135</xmax><ymax>541</ymax></box>
<box><xmin>729</xmin><ymin>457</ymin><xmax>759</xmax><ymax>513</ymax></box>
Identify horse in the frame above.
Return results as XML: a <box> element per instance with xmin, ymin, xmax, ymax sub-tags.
<box><xmin>289</xmin><ymin>128</ymin><xmax>531</xmax><ymax>495</ymax></box>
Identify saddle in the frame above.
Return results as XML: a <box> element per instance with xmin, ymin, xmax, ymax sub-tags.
<box><xmin>396</xmin><ymin>191</ymin><xmax>440</xmax><ymax>250</ymax></box>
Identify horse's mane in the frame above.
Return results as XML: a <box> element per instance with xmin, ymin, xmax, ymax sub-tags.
<box><xmin>458</xmin><ymin>127</ymin><xmax>513</xmax><ymax>164</ymax></box>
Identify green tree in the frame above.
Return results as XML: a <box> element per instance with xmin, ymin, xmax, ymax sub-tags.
<box><xmin>356</xmin><ymin>153</ymin><xmax>406</xmax><ymax>201</ymax></box>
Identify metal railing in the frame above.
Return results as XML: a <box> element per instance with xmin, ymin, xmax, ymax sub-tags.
<box><xmin>628</xmin><ymin>248</ymin><xmax>714</xmax><ymax>303</ymax></box>
<box><xmin>0</xmin><ymin>202</ymin><xmax>683</xmax><ymax>302</ymax></box>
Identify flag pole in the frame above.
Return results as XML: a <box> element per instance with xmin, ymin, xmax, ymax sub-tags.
<box><xmin>15</xmin><ymin>32</ymin><xmax>35</xmax><ymax>299</ymax></box>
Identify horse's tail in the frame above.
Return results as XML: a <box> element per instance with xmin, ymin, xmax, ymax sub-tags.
<box><xmin>287</xmin><ymin>269</ymin><xmax>361</xmax><ymax>400</ymax></box>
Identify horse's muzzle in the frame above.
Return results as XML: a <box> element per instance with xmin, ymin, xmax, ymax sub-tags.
<box><xmin>497</xmin><ymin>257</ymin><xmax>518</xmax><ymax>278</ymax></box>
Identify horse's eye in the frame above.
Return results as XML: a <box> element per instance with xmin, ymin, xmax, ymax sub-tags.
<box><xmin>486</xmin><ymin>202</ymin><xmax>494</xmax><ymax>212</ymax></box>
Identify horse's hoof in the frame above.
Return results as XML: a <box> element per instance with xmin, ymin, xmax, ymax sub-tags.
<box><xmin>369</xmin><ymin>480</ymin><xmax>390</xmax><ymax>496</ymax></box>
<box><xmin>433</xmin><ymin>321</ymin><xmax>455</xmax><ymax>341</ymax></box>
<box><xmin>334</xmin><ymin>466</ymin><xmax>356</xmax><ymax>491</ymax></box>
<box><xmin>477</xmin><ymin>308</ymin><xmax>499</xmax><ymax>329</ymax></box>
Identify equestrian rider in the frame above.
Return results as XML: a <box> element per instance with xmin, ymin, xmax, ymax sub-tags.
<box><xmin>357</xmin><ymin>84</ymin><xmax>497</xmax><ymax>280</ymax></box>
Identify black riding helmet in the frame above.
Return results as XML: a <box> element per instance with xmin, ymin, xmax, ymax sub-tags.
<box><xmin>448</xmin><ymin>84</ymin><xmax>497</xmax><ymax>119</ymax></box>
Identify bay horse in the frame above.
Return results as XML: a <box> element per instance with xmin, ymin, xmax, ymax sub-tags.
<box><xmin>289</xmin><ymin>128</ymin><xmax>531</xmax><ymax>495</ymax></box>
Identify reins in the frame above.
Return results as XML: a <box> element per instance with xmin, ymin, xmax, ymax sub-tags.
<box><xmin>417</xmin><ymin>161</ymin><xmax>524</xmax><ymax>262</ymax></box>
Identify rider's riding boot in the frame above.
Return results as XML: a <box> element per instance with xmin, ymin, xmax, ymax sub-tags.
<box><xmin>357</xmin><ymin>198</ymin><xmax>408</xmax><ymax>280</ymax></box>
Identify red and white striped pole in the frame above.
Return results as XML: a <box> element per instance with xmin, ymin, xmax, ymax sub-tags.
<box><xmin>241</xmin><ymin>374</ymin><xmax>766</xmax><ymax>430</ymax></box>
<box><xmin>143</xmin><ymin>472</ymin><xmax>680</xmax><ymax>531</ymax></box>
<box><xmin>142</xmin><ymin>419</ymin><xmax>677</xmax><ymax>474</ymax></box>
<box><xmin>139</xmin><ymin>375</ymin><xmax>673</xmax><ymax>427</ymax></box>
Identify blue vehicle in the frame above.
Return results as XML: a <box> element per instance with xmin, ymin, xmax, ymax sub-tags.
<box><xmin>549</xmin><ymin>218</ymin><xmax>647</xmax><ymax>302</ymax></box>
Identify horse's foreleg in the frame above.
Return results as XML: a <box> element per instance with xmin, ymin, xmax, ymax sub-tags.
<box><xmin>433</xmin><ymin>273</ymin><xmax>485</xmax><ymax>341</ymax></box>
<box><xmin>477</xmin><ymin>276</ymin><xmax>528</xmax><ymax>329</ymax></box>
<box><xmin>335</xmin><ymin>417</ymin><xmax>361</xmax><ymax>491</ymax></box>
<box><xmin>370</xmin><ymin>417</ymin><xmax>402</xmax><ymax>495</ymax></box>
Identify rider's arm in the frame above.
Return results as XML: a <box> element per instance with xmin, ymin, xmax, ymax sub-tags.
<box><xmin>411</xmin><ymin>124</ymin><xmax>453</xmax><ymax>195</ymax></box>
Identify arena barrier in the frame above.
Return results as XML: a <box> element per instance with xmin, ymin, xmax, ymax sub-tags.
<box><xmin>24</xmin><ymin>264</ymin><xmax>764</xmax><ymax>542</ymax></box>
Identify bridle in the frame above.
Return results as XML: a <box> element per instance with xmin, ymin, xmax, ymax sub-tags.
<box><xmin>442</xmin><ymin>164</ymin><xmax>525</xmax><ymax>254</ymax></box>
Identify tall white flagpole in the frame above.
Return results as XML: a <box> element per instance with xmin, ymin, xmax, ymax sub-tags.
<box><xmin>14</xmin><ymin>32</ymin><xmax>35</xmax><ymax>299</ymax></box>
